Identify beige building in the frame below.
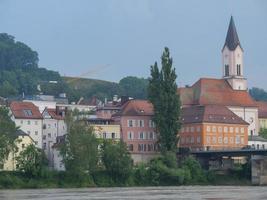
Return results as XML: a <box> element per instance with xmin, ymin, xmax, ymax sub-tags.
<box><xmin>255</xmin><ymin>101</ymin><xmax>267</xmax><ymax>129</ymax></box>
<box><xmin>2</xmin><ymin>130</ymin><xmax>34</xmax><ymax>171</ymax></box>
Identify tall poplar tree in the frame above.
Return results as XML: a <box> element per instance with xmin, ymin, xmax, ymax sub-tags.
<box><xmin>148</xmin><ymin>47</ymin><xmax>181</xmax><ymax>153</ymax></box>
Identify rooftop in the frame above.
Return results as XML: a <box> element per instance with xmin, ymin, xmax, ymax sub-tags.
<box><xmin>10</xmin><ymin>101</ymin><xmax>42</xmax><ymax>119</ymax></box>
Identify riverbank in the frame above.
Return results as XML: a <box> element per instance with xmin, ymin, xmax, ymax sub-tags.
<box><xmin>0</xmin><ymin>171</ymin><xmax>251</xmax><ymax>189</ymax></box>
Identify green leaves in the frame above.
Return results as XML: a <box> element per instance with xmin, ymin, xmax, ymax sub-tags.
<box><xmin>0</xmin><ymin>107</ymin><xmax>17</xmax><ymax>167</ymax></box>
<box><xmin>15</xmin><ymin>144</ymin><xmax>48</xmax><ymax>178</ymax></box>
<box><xmin>148</xmin><ymin>47</ymin><xmax>181</xmax><ymax>153</ymax></box>
<box><xmin>101</xmin><ymin>140</ymin><xmax>133</xmax><ymax>184</ymax></box>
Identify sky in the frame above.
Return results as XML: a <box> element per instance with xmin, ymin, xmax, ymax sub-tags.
<box><xmin>0</xmin><ymin>0</ymin><xmax>267</xmax><ymax>89</ymax></box>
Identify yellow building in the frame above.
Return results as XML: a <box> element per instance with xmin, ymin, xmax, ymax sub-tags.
<box><xmin>86</xmin><ymin>118</ymin><xmax>121</xmax><ymax>140</ymax></box>
<box><xmin>2</xmin><ymin>130</ymin><xmax>34</xmax><ymax>171</ymax></box>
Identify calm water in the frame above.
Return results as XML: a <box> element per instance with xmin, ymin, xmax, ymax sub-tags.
<box><xmin>0</xmin><ymin>186</ymin><xmax>267</xmax><ymax>200</ymax></box>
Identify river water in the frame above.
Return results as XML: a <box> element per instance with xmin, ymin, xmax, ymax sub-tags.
<box><xmin>0</xmin><ymin>186</ymin><xmax>267</xmax><ymax>200</ymax></box>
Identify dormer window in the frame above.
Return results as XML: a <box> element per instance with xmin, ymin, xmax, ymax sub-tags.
<box><xmin>23</xmin><ymin>109</ymin><xmax>32</xmax><ymax>116</ymax></box>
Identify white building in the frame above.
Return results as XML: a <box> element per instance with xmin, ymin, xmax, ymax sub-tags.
<box><xmin>10</xmin><ymin>101</ymin><xmax>43</xmax><ymax>148</ymax></box>
<box><xmin>42</xmin><ymin>107</ymin><xmax>67</xmax><ymax>167</ymax></box>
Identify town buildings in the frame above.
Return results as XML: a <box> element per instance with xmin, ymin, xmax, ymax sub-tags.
<box><xmin>179</xmin><ymin>105</ymin><xmax>249</xmax><ymax>150</ymax></box>
<box><xmin>2</xmin><ymin>130</ymin><xmax>34</xmax><ymax>171</ymax></box>
<box><xmin>10</xmin><ymin>101</ymin><xmax>43</xmax><ymax>148</ymax></box>
<box><xmin>112</xmin><ymin>99</ymin><xmax>158</xmax><ymax>163</ymax></box>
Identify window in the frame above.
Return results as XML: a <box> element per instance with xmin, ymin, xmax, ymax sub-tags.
<box><xmin>48</xmin><ymin>133</ymin><xmax>51</xmax><ymax>138</ymax></box>
<box><xmin>235</xmin><ymin>127</ymin><xmax>239</xmax><ymax>133</ymax></box>
<box><xmin>35</xmin><ymin>131</ymin><xmax>38</xmax><ymax>135</ymax></box>
<box><xmin>138</xmin><ymin>144</ymin><xmax>144</xmax><ymax>151</ymax></box>
<box><xmin>237</xmin><ymin>64</ymin><xmax>241</xmax><ymax>76</ymax></box>
<box><xmin>127</xmin><ymin>132</ymin><xmax>133</xmax><ymax>140</ymax></box>
<box><xmin>149</xmin><ymin>132</ymin><xmax>154</xmax><ymax>139</ymax></box>
<box><xmin>218</xmin><ymin>137</ymin><xmax>222</xmax><ymax>144</ymax></box>
<box><xmin>224</xmin><ymin>127</ymin><xmax>228</xmax><ymax>133</ymax></box>
<box><xmin>196</xmin><ymin>126</ymin><xmax>201</xmax><ymax>132</ymax></box>
<box><xmin>128</xmin><ymin>144</ymin><xmax>133</xmax><ymax>151</ymax></box>
<box><xmin>197</xmin><ymin>136</ymin><xmax>201</xmax><ymax>143</ymax></box>
<box><xmin>27</xmin><ymin>121</ymin><xmax>31</xmax><ymax>125</ymax></box>
<box><xmin>20</xmin><ymin>120</ymin><xmax>23</xmax><ymax>124</ymax></box>
<box><xmin>138</xmin><ymin>120</ymin><xmax>144</xmax><ymax>127</ymax></box>
<box><xmin>43</xmin><ymin>135</ymin><xmax>46</xmax><ymax>140</ymax></box>
<box><xmin>43</xmin><ymin>143</ymin><xmax>46</xmax><ymax>149</ymax></box>
<box><xmin>224</xmin><ymin>137</ymin><xmax>228</xmax><ymax>144</ymax></box>
<box><xmin>206</xmin><ymin>136</ymin><xmax>211</xmax><ymax>144</ymax></box>
<box><xmin>181</xmin><ymin>137</ymin><xmax>185</xmax><ymax>144</ymax></box>
<box><xmin>35</xmin><ymin>121</ymin><xmax>38</xmax><ymax>125</ymax></box>
<box><xmin>241</xmin><ymin>137</ymin><xmax>244</xmax><ymax>144</ymax></box>
<box><xmin>35</xmin><ymin>141</ymin><xmax>38</xmax><ymax>145</ymax></box>
<box><xmin>212</xmin><ymin>126</ymin><xmax>216</xmax><ymax>133</ymax></box>
<box><xmin>190</xmin><ymin>127</ymin><xmax>195</xmax><ymax>132</ymax></box>
<box><xmin>186</xmin><ymin>137</ymin><xmax>190</xmax><ymax>144</ymax></box>
<box><xmin>22</xmin><ymin>144</ymin><xmax>25</xmax><ymax>148</ymax></box>
<box><xmin>23</xmin><ymin>109</ymin><xmax>33</xmax><ymax>116</ymax></box>
<box><xmin>139</xmin><ymin>132</ymin><xmax>144</xmax><ymax>140</ymax></box>
<box><xmin>230</xmin><ymin>137</ymin><xmax>234</xmax><ymax>144</ymax></box>
<box><xmin>206</xmin><ymin>126</ymin><xmax>211</xmax><ymax>132</ymax></box>
<box><xmin>225</xmin><ymin>64</ymin><xmax>229</xmax><ymax>76</ymax></box>
<box><xmin>212</xmin><ymin>136</ymin><xmax>217</xmax><ymax>144</ymax></box>
<box><xmin>230</xmin><ymin>127</ymin><xmax>234</xmax><ymax>133</ymax></box>
<box><xmin>240</xmin><ymin>128</ymin><xmax>244</xmax><ymax>133</ymax></box>
<box><xmin>235</xmin><ymin>136</ymin><xmax>240</xmax><ymax>144</ymax></box>
<box><xmin>218</xmin><ymin>127</ymin><xmax>222</xmax><ymax>133</ymax></box>
<box><xmin>111</xmin><ymin>132</ymin><xmax>115</xmax><ymax>139</ymax></box>
<box><xmin>128</xmin><ymin>120</ymin><xmax>135</xmax><ymax>127</ymax></box>
<box><xmin>103</xmin><ymin>132</ymin><xmax>107</xmax><ymax>139</ymax></box>
<box><xmin>148</xmin><ymin>144</ymin><xmax>152</xmax><ymax>151</ymax></box>
<box><xmin>190</xmin><ymin>137</ymin><xmax>194</xmax><ymax>143</ymax></box>
<box><xmin>48</xmin><ymin>124</ymin><xmax>51</xmax><ymax>129</ymax></box>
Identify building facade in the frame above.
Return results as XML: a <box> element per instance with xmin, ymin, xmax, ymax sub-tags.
<box><xmin>112</xmin><ymin>100</ymin><xmax>158</xmax><ymax>163</ymax></box>
<box><xmin>179</xmin><ymin>105</ymin><xmax>249</xmax><ymax>151</ymax></box>
<box><xmin>10</xmin><ymin>101</ymin><xmax>43</xmax><ymax>148</ymax></box>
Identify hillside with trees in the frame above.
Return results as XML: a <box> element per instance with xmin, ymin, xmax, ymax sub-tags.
<box><xmin>249</xmin><ymin>87</ymin><xmax>267</xmax><ymax>102</ymax></box>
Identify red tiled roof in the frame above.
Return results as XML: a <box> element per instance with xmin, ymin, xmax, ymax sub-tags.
<box><xmin>181</xmin><ymin>105</ymin><xmax>249</xmax><ymax>125</ymax></box>
<box><xmin>10</xmin><ymin>101</ymin><xmax>42</xmax><ymax>119</ymax></box>
<box><xmin>46</xmin><ymin>108</ymin><xmax>65</xmax><ymax>120</ymax></box>
<box><xmin>113</xmin><ymin>100</ymin><xmax>153</xmax><ymax>116</ymax></box>
<box><xmin>255</xmin><ymin>101</ymin><xmax>267</xmax><ymax>118</ymax></box>
<box><xmin>178</xmin><ymin>78</ymin><xmax>256</xmax><ymax>107</ymax></box>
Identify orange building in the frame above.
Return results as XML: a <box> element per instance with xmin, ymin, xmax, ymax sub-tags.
<box><xmin>179</xmin><ymin>105</ymin><xmax>249</xmax><ymax>151</ymax></box>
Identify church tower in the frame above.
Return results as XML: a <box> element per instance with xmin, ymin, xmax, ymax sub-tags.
<box><xmin>222</xmin><ymin>16</ymin><xmax>247</xmax><ymax>90</ymax></box>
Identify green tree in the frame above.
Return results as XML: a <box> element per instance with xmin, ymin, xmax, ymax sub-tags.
<box><xmin>148</xmin><ymin>47</ymin><xmax>181</xmax><ymax>153</ymax></box>
<box><xmin>101</xmin><ymin>140</ymin><xmax>133</xmax><ymax>183</ymax></box>
<box><xmin>249</xmin><ymin>87</ymin><xmax>267</xmax><ymax>102</ymax></box>
<box><xmin>60</xmin><ymin>113</ymin><xmax>99</xmax><ymax>177</ymax></box>
<box><xmin>16</xmin><ymin>144</ymin><xmax>48</xmax><ymax>177</ymax></box>
<box><xmin>0</xmin><ymin>107</ymin><xmax>17</xmax><ymax>167</ymax></box>
<box><xmin>259</xmin><ymin>128</ymin><xmax>267</xmax><ymax>139</ymax></box>
<box><xmin>119</xmin><ymin>76</ymin><xmax>149</xmax><ymax>99</ymax></box>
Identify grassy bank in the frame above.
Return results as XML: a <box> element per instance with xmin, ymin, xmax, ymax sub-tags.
<box><xmin>0</xmin><ymin>170</ymin><xmax>251</xmax><ymax>189</ymax></box>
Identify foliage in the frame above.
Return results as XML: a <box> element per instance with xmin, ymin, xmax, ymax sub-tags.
<box><xmin>0</xmin><ymin>107</ymin><xmax>17</xmax><ymax>167</ymax></box>
<box><xmin>249</xmin><ymin>87</ymin><xmax>267</xmax><ymax>102</ymax></box>
<box><xmin>181</xmin><ymin>156</ymin><xmax>207</xmax><ymax>183</ymax></box>
<box><xmin>16</xmin><ymin>144</ymin><xmax>48</xmax><ymax>178</ymax></box>
<box><xmin>60</xmin><ymin>112</ymin><xmax>99</xmax><ymax>178</ymax></box>
<box><xmin>101</xmin><ymin>140</ymin><xmax>133</xmax><ymax>184</ymax></box>
<box><xmin>119</xmin><ymin>76</ymin><xmax>149</xmax><ymax>99</ymax></box>
<box><xmin>148</xmin><ymin>47</ymin><xmax>181</xmax><ymax>153</ymax></box>
<box><xmin>0</xmin><ymin>33</ymin><xmax>68</xmax><ymax>97</ymax></box>
<box><xmin>259</xmin><ymin>128</ymin><xmax>267</xmax><ymax>139</ymax></box>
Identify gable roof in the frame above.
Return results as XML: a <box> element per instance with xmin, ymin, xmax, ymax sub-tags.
<box><xmin>255</xmin><ymin>101</ymin><xmax>267</xmax><ymax>118</ymax></box>
<box><xmin>10</xmin><ymin>101</ymin><xmax>42</xmax><ymax>119</ymax></box>
<box><xmin>181</xmin><ymin>105</ymin><xmax>249</xmax><ymax>125</ymax></box>
<box><xmin>113</xmin><ymin>100</ymin><xmax>153</xmax><ymax>117</ymax></box>
<box><xmin>43</xmin><ymin>108</ymin><xmax>65</xmax><ymax>120</ymax></box>
<box><xmin>178</xmin><ymin>78</ymin><xmax>255</xmax><ymax>107</ymax></box>
<box><xmin>223</xmin><ymin>16</ymin><xmax>243</xmax><ymax>51</ymax></box>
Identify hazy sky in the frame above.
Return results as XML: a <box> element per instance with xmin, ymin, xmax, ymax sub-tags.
<box><xmin>1</xmin><ymin>0</ymin><xmax>267</xmax><ymax>89</ymax></box>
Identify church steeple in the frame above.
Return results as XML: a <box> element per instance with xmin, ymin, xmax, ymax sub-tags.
<box><xmin>223</xmin><ymin>16</ymin><xmax>243</xmax><ymax>51</ymax></box>
<box><xmin>222</xmin><ymin>16</ymin><xmax>247</xmax><ymax>91</ymax></box>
